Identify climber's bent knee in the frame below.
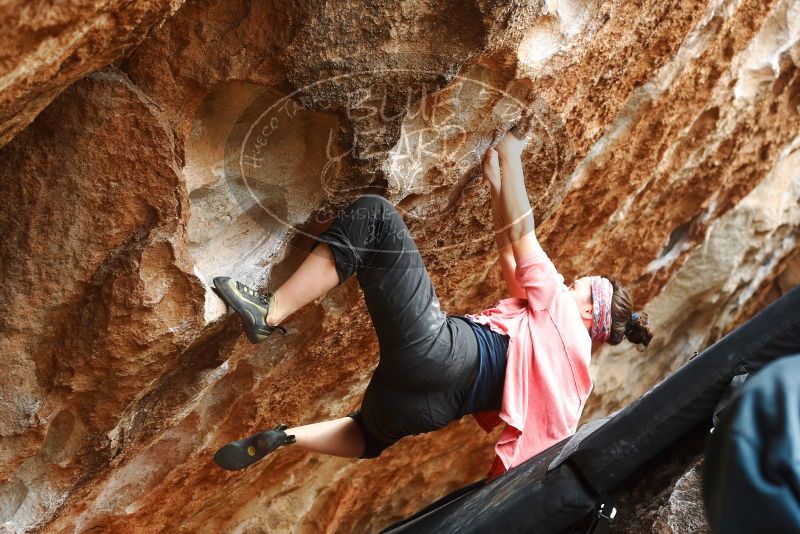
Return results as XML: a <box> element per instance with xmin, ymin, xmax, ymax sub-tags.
<box><xmin>347</xmin><ymin>194</ymin><xmax>401</xmax><ymax>230</ymax></box>
<box><xmin>307</xmin><ymin>194</ymin><xmax>402</xmax><ymax>285</ymax></box>
<box><xmin>349</xmin><ymin>193</ymin><xmax>395</xmax><ymax>215</ymax></box>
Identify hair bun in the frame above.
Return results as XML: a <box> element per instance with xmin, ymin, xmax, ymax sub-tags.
<box><xmin>625</xmin><ymin>311</ymin><xmax>653</xmax><ymax>348</ymax></box>
<box><xmin>625</xmin><ymin>312</ymin><xmax>640</xmax><ymax>336</ymax></box>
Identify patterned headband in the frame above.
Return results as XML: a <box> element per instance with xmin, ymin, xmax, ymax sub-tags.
<box><xmin>590</xmin><ymin>276</ymin><xmax>613</xmax><ymax>344</ymax></box>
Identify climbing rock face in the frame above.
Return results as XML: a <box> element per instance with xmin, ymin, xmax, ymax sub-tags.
<box><xmin>0</xmin><ymin>0</ymin><xmax>185</xmax><ymax>149</ymax></box>
<box><xmin>612</xmin><ymin>429</ymin><xmax>712</xmax><ymax>533</ymax></box>
<box><xmin>0</xmin><ymin>0</ymin><xmax>799</xmax><ymax>532</ymax></box>
<box><xmin>652</xmin><ymin>462</ymin><xmax>711</xmax><ymax>534</ymax></box>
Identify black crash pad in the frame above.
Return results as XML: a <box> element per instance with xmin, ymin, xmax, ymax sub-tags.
<box><xmin>381</xmin><ymin>437</ymin><xmax>595</xmax><ymax>533</ymax></box>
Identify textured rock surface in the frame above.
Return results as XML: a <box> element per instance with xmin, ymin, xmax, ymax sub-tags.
<box><xmin>0</xmin><ymin>0</ymin><xmax>185</xmax><ymax>149</ymax></box>
<box><xmin>652</xmin><ymin>461</ymin><xmax>711</xmax><ymax>534</ymax></box>
<box><xmin>611</xmin><ymin>427</ymin><xmax>711</xmax><ymax>534</ymax></box>
<box><xmin>0</xmin><ymin>0</ymin><xmax>799</xmax><ymax>532</ymax></box>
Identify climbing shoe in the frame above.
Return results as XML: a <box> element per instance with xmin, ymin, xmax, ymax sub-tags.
<box><xmin>213</xmin><ymin>424</ymin><xmax>296</xmax><ymax>471</ymax></box>
<box><xmin>213</xmin><ymin>276</ymin><xmax>286</xmax><ymax>343</ymax></box>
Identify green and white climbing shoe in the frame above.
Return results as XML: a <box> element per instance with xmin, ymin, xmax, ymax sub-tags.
<box><xmin>213</xmin><ymin>276</ymin><xmax>286</xmax><ymax>343</ymax></box>
<box><xmin>213</xmin><ymin>424</ymin><xmax>296</xmax><ymax>471</ymax></box>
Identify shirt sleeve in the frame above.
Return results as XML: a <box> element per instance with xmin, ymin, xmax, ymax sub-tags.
<box><xmin>514</xmin><ymin>237</ymin><xmax>564</xmax><ymax>311</ymax></box>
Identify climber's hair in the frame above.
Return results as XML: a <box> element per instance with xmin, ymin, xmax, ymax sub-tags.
<box><xmin>604</xmin><ymin>277</ymin><xmax>653</xmax><ymax>349</ymax></box>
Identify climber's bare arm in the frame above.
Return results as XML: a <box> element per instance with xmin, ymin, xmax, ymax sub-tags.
<box><xmin>495</xmin><ymin>134</ymin><xmax>539</xmax><ymax>262</ymax></box>
<box><xmin>484</xmin><ymin>149</ymin><xmax>526</xmax><ymax>299</ymax></box>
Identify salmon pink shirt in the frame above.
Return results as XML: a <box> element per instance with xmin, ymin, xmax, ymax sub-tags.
<box><xmin>465</xmin><ymin>239</ymin><xmax>593</xmax><ymax>478</ymax></box>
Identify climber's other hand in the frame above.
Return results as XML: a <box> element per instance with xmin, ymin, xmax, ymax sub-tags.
<box><xmin>482</xmin><ymin>148</ymin><xmax>501</xmax><ymax>194</ymax></box>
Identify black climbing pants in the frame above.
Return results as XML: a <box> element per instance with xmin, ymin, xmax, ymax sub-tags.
<box><xmin>310</xmin><ymin>194</ymin><xmax>479</xmax><ymax>458</ymax></box>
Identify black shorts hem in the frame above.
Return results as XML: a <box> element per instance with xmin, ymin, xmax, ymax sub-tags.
<box><xmin>348</xmin><ymin>410</ymin><xmax>393</xmax><ymax>459</ymax></box>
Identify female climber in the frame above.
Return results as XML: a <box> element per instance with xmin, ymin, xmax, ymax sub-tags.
<box><xmin>211</xmin><ymin>121</ymin><xmax>653</xmax><ymax>477</ymax></box>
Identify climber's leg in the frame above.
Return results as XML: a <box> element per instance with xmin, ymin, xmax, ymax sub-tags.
<box><xmin>305</xmin><ymin>195</ymin><xmax>451</xmax><ymax>376</ymax></box>
<box><xmin>266</xmin><ymin>194</ymin><xmax>442</xmax><ymax>342</ymax></box>
<box><xmin>295</xmin><ymin>194</ymin><xmax>478</xmax><ymax>459</ymax></box>
<box><xmin>286</xmin><ymin>417</ymin><xmax>366</xmax><ymax>458</ymax></box>
<box><xmin>347</xmin><ymin>366</ymin><xmax>475</xmax><ymax>459</ymax></box>
<box><xmin>220</xmin><ymin>194</ymin><xmax>448</xmax><ymax>359</ymax></box>
<box><xmin>213</xmin><ymin>416</ymin><xmax>365</xmax><ymax>470</ymax></box>
<box><xmin>214</xmin><ymin>242</ymin><xmax>339</xmax><ymax>342</ymax></box>
<box><xmin>265</xmin><ymin>242</ymin><xmax>339</xmax><ymax>326</ymax></box>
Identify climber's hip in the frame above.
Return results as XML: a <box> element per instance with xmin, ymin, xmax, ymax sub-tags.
<box><xmin>351</xmin><ymin>317</ymin><xmax>478</xmax><ymax>458</ymax></box>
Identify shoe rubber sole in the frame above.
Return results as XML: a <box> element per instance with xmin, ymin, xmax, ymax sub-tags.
<box><xmin>212</xmin><ymin>276</ymin><xmax>270</xmax><ymax>343</ymax></box>
<box><xmin>213</xmin><ymin>431</ymin><xmax>274</xmax><ymax>471</ymax></box>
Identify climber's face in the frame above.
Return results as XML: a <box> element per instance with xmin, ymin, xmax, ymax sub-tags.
<box><xmin>568</xmin><ymin>277</ymin><xmax>593</xmax><ymax>331</ymax></box>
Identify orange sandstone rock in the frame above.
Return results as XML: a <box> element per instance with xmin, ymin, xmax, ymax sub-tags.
<box><xmin>0</xmin><ymin>0</ymin><xmax>185</xmax><ymax>149</ymax></box>
<box><xmin>0</xmin><ymin>0</ymin><xmax>798</xmax><ymax>532</ymax></box>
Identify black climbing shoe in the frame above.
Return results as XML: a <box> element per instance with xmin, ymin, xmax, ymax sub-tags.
<box><xmin>213</xmin><ymin>276</ymin><xmax>286</xmax><ymax>343</ymax></box>
<box><xmin>213</xmin><ymin>424</ymin><xmax>296</xmax><ymax>471</ymax></box>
